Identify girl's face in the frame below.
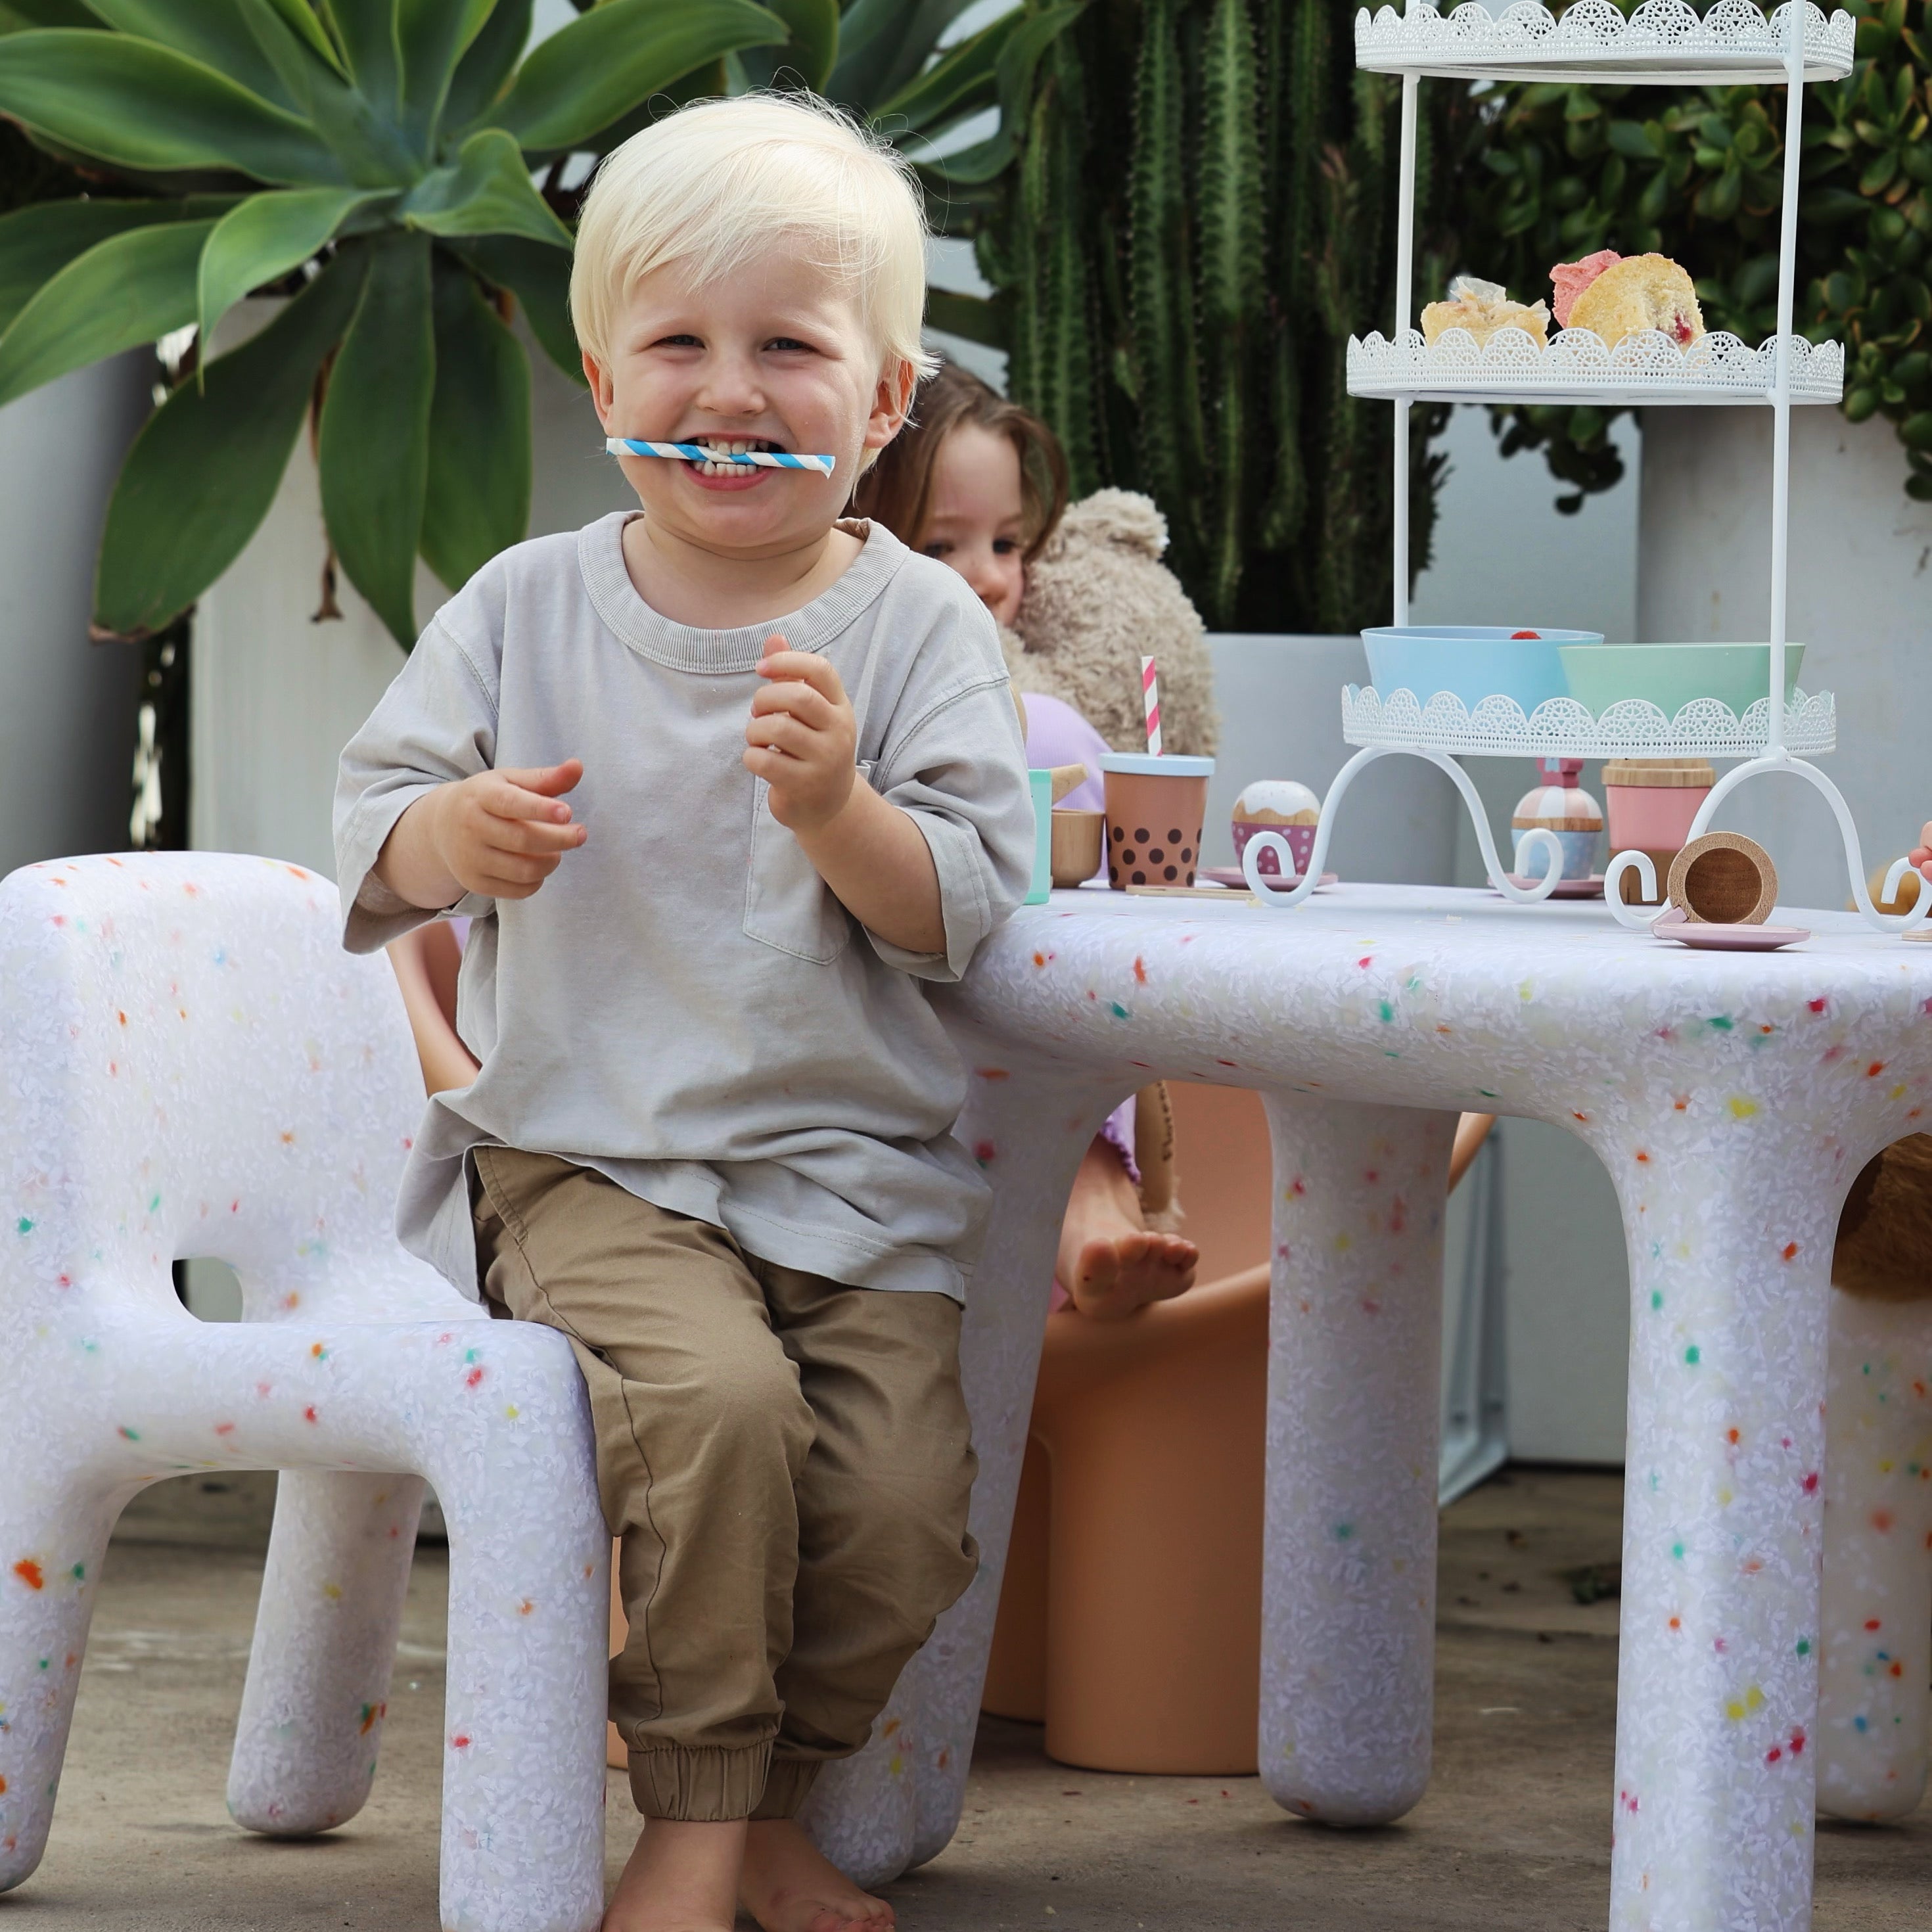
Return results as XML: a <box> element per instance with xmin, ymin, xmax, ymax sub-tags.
<box><xmin>917</xmin><ymin>423</ymin><xmax>1028</xmax><ymax>627</ymax></box>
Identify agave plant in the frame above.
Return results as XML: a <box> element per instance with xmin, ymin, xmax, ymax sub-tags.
<box><xmin>0</xmin><ymin>0</ymin><xmax>1074</xmax><ymax>650</ymax></box>
<box><xmin>0</xmin><ymin>0</ymin><xmax>804</xmax><ymax>645</ymax></box>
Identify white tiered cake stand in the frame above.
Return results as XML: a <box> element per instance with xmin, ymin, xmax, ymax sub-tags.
<box><xmin>1240</xmin><ymin>0</ymin><xmax>1931</xmax><ymax>936</ymax></box>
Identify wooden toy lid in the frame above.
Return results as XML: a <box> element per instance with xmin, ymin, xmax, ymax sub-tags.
<box><xmin>1602</xmin><ymin>757</ymin><xmax>1716</xmax><ymax>787</ymax></box>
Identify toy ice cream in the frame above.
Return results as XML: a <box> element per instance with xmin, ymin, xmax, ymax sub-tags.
<box><xmin>1231</xmin><ymin>780</ymin><xmax>1322</xmax><ymax>879</ymax></box>
<box><xmin>1511</xmin><ymin>758</ymin><xmax>1601</xmax><ymax>883</ymax></box>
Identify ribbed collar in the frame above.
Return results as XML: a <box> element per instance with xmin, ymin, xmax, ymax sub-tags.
<box><xmin>578</xmin><ymin>511</ymin><xmax>905</xmax><ymax>672</ymax></box>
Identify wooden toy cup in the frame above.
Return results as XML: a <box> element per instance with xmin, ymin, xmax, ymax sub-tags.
<box><xmin>1667</xmin><ymin>831</ymin><xmax>1779</xmax><ymax>925</ymax></box>
<box><xmin>1100</xmin><ymin>754</ymin><xmax>1214</xmax><ymax>890</ymax></box>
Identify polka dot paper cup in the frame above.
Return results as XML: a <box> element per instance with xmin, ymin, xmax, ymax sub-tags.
<box><xmin>1101</xmin><ymin>754</ymin><xmax>1214</xmax><ymax>890</ymax></box>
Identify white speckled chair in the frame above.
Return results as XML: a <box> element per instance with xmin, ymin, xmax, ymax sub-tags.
<box><xmin>0</xmin><ymin>853</ymin><xmax>607</xmax><ymax>1932</ymax></box>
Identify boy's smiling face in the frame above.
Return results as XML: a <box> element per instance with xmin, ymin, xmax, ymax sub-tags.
<box><xmin>584</xmin><ymin>239</ymin><xmax>912</xmax><ymax>560</ymax></box>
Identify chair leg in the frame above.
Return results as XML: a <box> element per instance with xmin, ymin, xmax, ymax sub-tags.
<box><xmin>227</xmin><ymin>1471</ymin><xmax>427</xmax><ymax>1835</ymax></box>
<box><xmin>426</xmin><ymin>1352</ymin><xmax>609</xmax><ymax>1932</ymax></box>
<box><xmin>1816</xmin><ymin>1288</ymin><xmax>1932</xmax><ymax>1821</ymax></box>
<box><xmin>0</xmin><ymin>1479</ymin><xmax>120</xmax><ymax>1892</ymax></box>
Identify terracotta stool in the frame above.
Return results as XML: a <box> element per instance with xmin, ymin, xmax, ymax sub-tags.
<box><xmin>983</xmin><ymin>1082</ymin><xmax>1276</xmax><ymax>1772</ymax></box>
<box><xmin>982</xmin><ymin>1092</ymin><xmax>1497</xmax><ymax>1775</ymax></box>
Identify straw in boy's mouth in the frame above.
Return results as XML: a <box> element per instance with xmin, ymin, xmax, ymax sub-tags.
<box><xmin>691</xmin><ymin>436</ymin><xmax>785</xmax><ymax>474</ymax></box>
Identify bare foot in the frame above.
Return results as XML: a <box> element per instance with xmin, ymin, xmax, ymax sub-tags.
<box><xmin>1055</xmin><ymin>1136</ymin><xmax>1197</xmax><ymax>1320</ymax></box>
<box><xmin>739</xmin><ymin>1818</ymin><xmax>894</xmax><ymax>1931</ymax></box>
<box><xmin>604</xmin><ymin>1818</ymin><xmax>745</xmax><ymax>1932</ymax></box>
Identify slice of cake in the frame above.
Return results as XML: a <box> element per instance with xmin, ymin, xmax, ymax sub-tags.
<box><xmin>1550</xmin><ymin>248</ymin><xmax>1621</xmax><ymax>328</ymax></box>
<box><xmin>1566</xmin><ymin>253</ymin><xmax>1704</xmax><ymax>348</ymax></box>
<box><xmin>1420</xmin><ymin>275</ymin><xmax>1551</xmax><ymax>347</ymax></box>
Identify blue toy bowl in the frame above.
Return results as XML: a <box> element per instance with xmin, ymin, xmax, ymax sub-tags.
<box><xmin>1362</xmin><ymin>626</ymin><xmax>1606</xmax><ymax>713</ymax></box>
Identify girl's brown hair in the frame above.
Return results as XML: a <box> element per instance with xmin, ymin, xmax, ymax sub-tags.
<box><xmin>854</xmin><ymin>357</ymin><xmax>1069</xmax><ymax>563</ymax></box>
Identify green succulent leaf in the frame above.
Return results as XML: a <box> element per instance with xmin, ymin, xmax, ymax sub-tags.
<box><xmin>421</xmin><ymin>253</ymin><xmax>529</xmax><ymax>590</ymax></box>
<box><xmin>81</xmin><ymin>0</ymin><xmax>304</xmax><ymax>110</ymax></box>
<box><xmin>0</xmin><ymin>218</ymin><xmax>216</xmax><ymax>411</ymax></box>
<box><xmin>402</xmin><ymin>127</ymin><xmax>572</xmax><ymax>248</ymax></box>
<box><xmin>398</xmin><ymin>0</ymin><xmax>498</xmax><ymax>148</ymax></box>
<box><xmin>925</xmin><ymin>284</ymin><xmax>1005</xmax><ymax>348</ymax></box>
<box><xmin>760</xmin><ymin>0</ymin><xmax>837</xmax><ymax>93</ymax></box>
<box><xmin>0</xmin><ymin>30</ymin><xmax>346</xmax><ymax>184</ymax></box>
<box><xmin>0</xmin><ymin>0</ymin><xmax>97</xmax><ymax>23</ymax></box>
<box><xmin>441</xmin><ymin>0</ymin><xmax>527</xmax><ymax>131</ymax></box>
<box><xmin>95</xmin><ymin>248</ymin><xmax>367</xmax><ymax>637</ymax></box>
<box><xmin>480</xmin><ymin>0</ymin><xmax>789</xmax><ymax>154</ymax></box>
<box><xmin>873</xmin><ymin>10</ymin><xmax>1015</xmax><ymax>135</ymax></box>
<box><xmin>832</xmin><ymin>0</ymin><xmax>988</xmax><ymax>114</ymax></box>
<box><xmin>0</xmin><ymin>196</ymin><xmax>225</xmax><ymax>336</ymax></box>
<box><xmin>319</xmin><ymin>228</ymin><xmax>436</xmax><ymax>647</ymax></box>
<box><xmin>198</xmin><ymin>185</ymin><xmax>386</xmax><ymax>350</ymax></box>
<box><xmin>252</xmin><ymin>0</ymin><xmax>347</xmax><ymax>74</ymax></box>
<box><xmin>319</xmin><ymin>0</ymin><xmax>402</xmax><ymax>115</ymax></box>
<box><xmin>444</xmin><ymin>230</ymin><xmax>580</xmax><ymax>381</ymax></box>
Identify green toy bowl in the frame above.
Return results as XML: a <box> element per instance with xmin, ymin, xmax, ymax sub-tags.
<box><xmin>1557</xmin><ymin>642</ymin><xmax>1805</xmax><ymax>718</ymax></box>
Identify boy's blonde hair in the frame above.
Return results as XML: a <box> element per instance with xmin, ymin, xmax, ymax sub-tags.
<box><xmin>570</xmin><ymin>93</ymin><xmax>937</xmax><ymax>388</ymax></box>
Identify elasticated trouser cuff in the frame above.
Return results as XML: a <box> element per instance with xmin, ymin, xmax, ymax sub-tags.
<box><xmin>629</xmin><ymin>1744</ymin><xmax>771</xmax><ymax>1822</ymax></box>
<box><xmin>750</xmin><ymin>1760</ymin><xmax>821</xmax><ymax>1821</ymax></box>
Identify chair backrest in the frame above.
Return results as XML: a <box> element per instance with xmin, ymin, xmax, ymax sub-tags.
<box><xmin>0</xmin><ymin>851</ymin><xmax>457</xmax><ymax>1326</ymax></box>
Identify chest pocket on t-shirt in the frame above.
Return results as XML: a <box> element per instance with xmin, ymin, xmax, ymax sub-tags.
<box><xmin>743</xmin><ymin>774</ymin><xmax>857</xmax><ymax>965</ymax></box>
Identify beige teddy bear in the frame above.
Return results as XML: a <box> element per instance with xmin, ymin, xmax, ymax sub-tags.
<box><xmin>1003</xmin><ymin>488</ymin><xmax>1220</xmax><ymax>759</ymax></box>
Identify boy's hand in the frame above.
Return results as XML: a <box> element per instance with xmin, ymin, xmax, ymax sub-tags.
<box><xmin>745</xmin><ymin>635</ymin><xmax>858</xmax><ymax>833</ymax></box>
<box><xmin>424</xmin><ymin>758</ymin><xmax>586</xmax><ymax>901</ymax></box>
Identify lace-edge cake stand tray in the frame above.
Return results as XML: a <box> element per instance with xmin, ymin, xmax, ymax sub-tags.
<box><xmin>1342</xmin><ymin>685</ymin><xmax>1837</xmax><ymax>758</ymax></box>
<box><xmin>1348</xmin><ymin>327</ymin><xmax>1844</xmax><ymax>405</ymax></box>
<box><xmin>1354</xmin><ymin>0</ymin><xmax>1855</xmax><ymax>85</ymax></box>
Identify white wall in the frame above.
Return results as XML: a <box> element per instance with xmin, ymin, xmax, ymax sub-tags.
<box><xmin>0</xmin><ymin>354</ymin><xmax>151</xmax><ymax>877</ymax></box>
<box><xmin>191</xmin><ymin>304</ymin><xmax>626</xmax><ymax>873</ymax></box>
<box><xmin>1638</xmin><ymin>407</ymin><xmax>1932</xmax><ymax>910</ymax></box>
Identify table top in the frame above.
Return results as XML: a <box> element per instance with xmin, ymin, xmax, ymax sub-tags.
<box><xmin>942</xmin><ymin>885</ymin><xmax>1932</xmax><ymax>1136</ymax></box>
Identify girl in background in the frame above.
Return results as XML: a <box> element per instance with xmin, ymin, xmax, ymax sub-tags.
<box><xmin>856</xmin><ymin>362</ymin><xmax>1197</xmax><ymax>1319</ymax></box>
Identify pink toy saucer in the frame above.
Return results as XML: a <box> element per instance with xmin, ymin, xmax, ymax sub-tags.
<box><xmin>1497</xmin><ymin>873</ymin><xmax>1606</xmax><ymax>900</ymax></box>
<box><xmin>1203</xmin><ymin>866</ymin><xmax>1338</xmax><ymax>891</ymax></box>
<box><xmin>1651</xmin><ymin>906</ymin><xmax>1810</xmax><ymax>951</ymax></box>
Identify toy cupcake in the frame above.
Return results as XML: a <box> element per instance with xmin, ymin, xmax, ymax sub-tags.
<box><xmin>1231</xmin><ymin>780</ymin><xmax>1321</xmax><ymax>879</ymax></box>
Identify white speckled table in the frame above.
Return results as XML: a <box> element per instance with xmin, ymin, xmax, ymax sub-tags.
<box><xmin>804</xmin><ymin>883</ymin><xmax>1932</xmax><ymax>1932</ymax></box>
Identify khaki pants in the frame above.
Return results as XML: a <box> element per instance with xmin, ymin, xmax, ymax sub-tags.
<box><xmin>471</xmin><ymin>1147</ymin><xmax>978</xmax><ymax>1822</ymax></box>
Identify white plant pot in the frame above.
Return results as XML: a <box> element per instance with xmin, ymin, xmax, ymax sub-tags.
<box><xmin>0</xmin><ymin>353</ymin><xmax>150</xmax><ymax>877</ymax></box>
<box><xmin>1638</xmin><ymin>407</ymin><xmax>1932</xmax><ymax>909</ymax></box>
<box><xmin>191</xmin><ymin>302</ymin><xmax>628</xmax><ymax>876</ymax></box>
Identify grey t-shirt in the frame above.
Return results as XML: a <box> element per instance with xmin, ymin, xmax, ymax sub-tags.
<box><xmin>334</xmin><ymin>512</ymin><xmax>1032</xmax><ymax>1302</ymax></box>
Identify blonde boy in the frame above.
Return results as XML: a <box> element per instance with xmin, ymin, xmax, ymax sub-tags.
<box><xmin>334</xmin><ymin>96</ymin><xmax>1032</xmax><ymax>1932</ymax></box>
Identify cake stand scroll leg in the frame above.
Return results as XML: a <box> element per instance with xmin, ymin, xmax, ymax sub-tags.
<box><xmin>1258</xmin><ymin>1093</ymin><xmax>1455</xmax><ymax>1826</ymax></box>
<box><xmin>1242</xmin><ymin>745</ymin><xmax>1383</xmax><ymax>906</ymax></box>
<box><xmin>1687</xmin><ymin>758</ymin><xmax>1932</xmax><ymax>937</ymax></box>
<box><xmin>1414</xmin><ymin>750</ymin><xmax>1564</xmax><ymax>906</ymax></box>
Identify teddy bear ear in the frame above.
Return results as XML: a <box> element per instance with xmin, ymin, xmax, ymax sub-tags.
<box><xmin>1066</xmin><ymin>487</ymin><xmax>1168</xmax><ymax>560</ymax></box>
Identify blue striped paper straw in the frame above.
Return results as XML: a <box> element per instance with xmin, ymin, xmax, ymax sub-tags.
<box><xmin>605</xmin><ymin>437</ymin><xmax>835</xmax><ymax>476</ymax></box>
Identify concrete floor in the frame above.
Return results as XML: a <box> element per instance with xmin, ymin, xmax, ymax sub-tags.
<box><xmin>9</xmin><ymin>1467</ymin><xmax>1929</xmax><ymax>1930</ymax></box>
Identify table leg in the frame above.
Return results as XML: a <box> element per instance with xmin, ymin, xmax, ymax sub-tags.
<box><xmin>1814</xmin><ymin>1288</ymin><xmax>1932</xmax><ymax>1822</ymax></box>
<box><xmin>1606</xmin><ymin>1124</ymin><xmax>1847</xmax><ymax>1932</ymax></box>
<box><xmin>1258</xmin><ymin>1095</ymin><xmax>1456</xmax><ymax>1826</ymax></box>
<box><xmin>801</xmin><ymin>1051</ymin><xmax>1113</xmax><ymax>1881</ymax></box>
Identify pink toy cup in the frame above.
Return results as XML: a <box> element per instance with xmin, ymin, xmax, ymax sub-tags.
<box><xmin>1603</xmin><ymin>758</ymin><xmax>1714</xmax><ymax>906</ymax></box>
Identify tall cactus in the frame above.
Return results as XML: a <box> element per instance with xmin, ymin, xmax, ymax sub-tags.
<box><xmin>986</xmin><ymin>0</ymin><xmax>1468</xmax><ymax>633</ymax></box>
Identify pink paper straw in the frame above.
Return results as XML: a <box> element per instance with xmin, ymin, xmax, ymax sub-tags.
<box><xmin>1141</xmin><ymin>655</ymin><xmax>1162</xmax><ymax>756</ymax></box>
